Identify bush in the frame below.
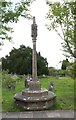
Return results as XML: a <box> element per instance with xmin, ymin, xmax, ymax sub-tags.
<box><xmin>2</xmin><ymin>76</ymin><xmax>16</xmax><ymax>90</ymax></box>
<box><xmin>2</xmin><ymin>70</ymin><xmax>9</xmax><ymax>75</ymax></box>
<box><xmin>66</xmin><ymin>65</ymin><xmax>74</xmax><ymax>77</ymax></box>
<box><xmin>48</xmin><ymin>67</ymin><xmax>58</xmax><ymax>76</ymax></box>
<box><xmin>58</xmin><ymin>70</ymin><xmax>66</xmax><ymax>77</ymax></box>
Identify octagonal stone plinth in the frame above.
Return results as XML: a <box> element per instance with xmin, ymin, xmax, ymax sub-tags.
<box><xmin>22</xmin><ymin>88</ymin><xmax>48</xmax><ymax>97</ymax></box>
<box><xmin>14</xmin><ymin>88</ymin><xmax>56</xmax><ymax>110</ymax></box>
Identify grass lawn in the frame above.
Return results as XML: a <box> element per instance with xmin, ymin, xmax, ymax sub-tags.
<box><xmin>40</xmin><ymin>76</ymin><xmax>74</xmax><ymax>110</ymax></box>
<box><xmin>2</xmin><ymin>76</ymin><xmax>74</xmax><ymax>112</ymax></box>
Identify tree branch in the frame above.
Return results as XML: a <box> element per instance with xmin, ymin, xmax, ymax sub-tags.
<box><xmin>60</xmin><ymin>23</ymin><xmax>66</xmax><ymax>40</ymax></box>
<box><xmin>54</xmin><ymin>29</ymin><xmax>64</xmax><ymax>40</ymax></box>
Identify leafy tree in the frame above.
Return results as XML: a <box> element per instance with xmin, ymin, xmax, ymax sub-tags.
<box><xmin>2</xmin><ymin>45</ymin><xmax>32</xmax><ymax>74</ymax></box>
<box><xmin>66</xmin><ymin>62</ymin><xmax>74</xmax><ymax>77</ymax></box>
<box><xmin>46</xmin><ymin>1</ymin><xmax>75</xmax><ymax>58</ymax></box>
<box><xmin>2</xmin><ymin>45</ymin><xmax>49</xmax><ymax>75</ymax></box>
<box><xmin>48</xmin><ymin>67</ymin><xmax>58</xmax><ymax>76</ymax></box>
<box><xmin>0</xmin><ymin>0</ymin><xmax>34</xmax><ymax>45</ymax></box>
<box><xmin>61</xmin><ymin>58</ymin><xmax>69</xmax><ymax>70</ymax></box>
<box><xmin>60</xmin><ymin>58</ymin><xmax>69</xmax><ymax>76</ymax></box>
<box><xmin>37</xmin><ymin>52</ymin><xmax>49</xmax><ymax>75</ymax></box>
<box><xmin>58</xmin><ymin>69</ymin><xmax>66</xmax><ymax>77</ymax></box>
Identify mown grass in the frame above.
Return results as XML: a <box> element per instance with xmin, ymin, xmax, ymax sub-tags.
<box><xmin>40</xmin><ymin>76</ymin><xmax>74</xmax><ymax>110</ymax></box>
<box><xmin>2</xmin><ymin>76</ymin><xmax>74</xmax><ymax>112</ymax></box>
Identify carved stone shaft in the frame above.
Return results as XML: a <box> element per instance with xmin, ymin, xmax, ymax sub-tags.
<box><xmin>29</xmin><ymin>16</ymin><xmax>41</xmax><ymax>90</ymax></box>
<box><xmin>31</xmin><ymin>17</ymin><xmax>37</xmax><ymax>81</ymax></box>
<box><xmin>32</xmin><ymin>39</ymin><xmax>37</xmax><ymax>81</ymax></box>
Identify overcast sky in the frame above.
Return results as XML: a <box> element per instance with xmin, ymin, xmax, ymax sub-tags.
<box><xmin>0</xmin><ymin>0</ymin><xmax>66</xmax><ymax>69</ymax></box>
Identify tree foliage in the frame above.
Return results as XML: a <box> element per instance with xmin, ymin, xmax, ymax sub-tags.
<box><xmin>48</xmin><ymin>66</ymin><xmax>58</xmax><ymax>76</ymax></box>
<box><xmin>46</xmin><ymin>1</ymin><xmax>76</xmax><ymax>58</ymax></box>
<box><xmin>0</xmin><ymin>0</ymin><xmax>34</xmax><ymax>45</ymax></box>
<box><xmin>66</xmin><ymin>62</ymin><xmax>74</xmax><ymax>77</ymax></box>
<box><xmin>61</xmin><ymin>58</ymin><xmax>69</xmax><ymax>70</ymax></box>
<box><xmin>37</xmin><ymin>52</ymin><xmax>49</xmax><ymax>75</ymax></box>
<box><xmin>2</xmin><ymin>45</ymin><xmax>49</xmax><ymax>75</ymax></box>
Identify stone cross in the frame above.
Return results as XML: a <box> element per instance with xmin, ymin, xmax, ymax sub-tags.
<box><xmin>31</xmin><ymin>16</ymin><xmax>37</xmax><ymax>81</ymax></box>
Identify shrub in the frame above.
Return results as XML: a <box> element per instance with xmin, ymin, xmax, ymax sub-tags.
<box><xmin>2</xmin><ymin>76</ymin><xmax>16</xmax><ymax>90</ymax></box>
<box><xmin>2</xmin><ymin>70</ymin><xmax>9</xmax><ymax>75</ymax></box>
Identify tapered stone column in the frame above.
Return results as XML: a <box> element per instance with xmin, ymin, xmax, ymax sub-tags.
<box><xmin>32</xmin><ymin>39</ymin><xmax>37</xmax><ymax>81</ymax></box>
<box><xmin>29</xmin><ymin>17</ymin><xmax>41</xmax><ymax>90</ymax></box>
<box><xmin>31</xmin><ymin>17</ymin><xmax>37</xmax><ymax>81</ymax></box>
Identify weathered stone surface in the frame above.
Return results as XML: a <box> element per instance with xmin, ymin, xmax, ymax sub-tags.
<box><xmin>28</xmin><ymin>81</ymin><xmax>41</xmax><ymax>90</ymax></box>
<box><xmin>2</xmin><ymin>112</ymin><xmax>20</xmax><ymax>118</ymax></box>
<box><xmin>32</xmin><ymin>17</ymin><xmax>37</xmax><ymax>82</ymax></box>
<box><xmin>33</xmin><ymin>111</ymin><xmax>47</xmax><ymax>118</ymax></box>
<box><xmin>2</xmin><ymin>110</ymin><xmax>74</xmax><ymax>118</ymax></box>
<box><xmin>19</xmin><ymin>112</ymin><xmax>33</xmax><ymax>118</ymax></box>
<box><xmin>22</xmin><ymin>88</ymin><xmax>48</xmax><ymax>97</ymax></box>
<box><xmin>46</xmin><ymin>110</ymin><xmax>74</xmax><ymax>118</ymax></box>
<box><xmin>14</xmin><ymin>89</ymin><xmax>56</xmax><ymax>110</ymax></box>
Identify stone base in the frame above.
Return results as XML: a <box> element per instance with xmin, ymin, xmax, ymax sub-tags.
<box><xmin>14</xmin><ymin>88</ymin><xmax>56</xmax><ymax>110</ymax></box>
<box><xmin>28</xmin><ymin>81</ymin><xmax>41</xmax><ymax>90</ymax></box>
<box><xmin>22</xmin><ymin>88</ymin><xmax>48</xmax><ymax>97</ymax></box>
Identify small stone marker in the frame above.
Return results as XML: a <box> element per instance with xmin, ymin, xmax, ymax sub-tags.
<box><xmin>49</xmin><ymin>82</ymin><xmax>54</xmax><ymax>91</ymax></box>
